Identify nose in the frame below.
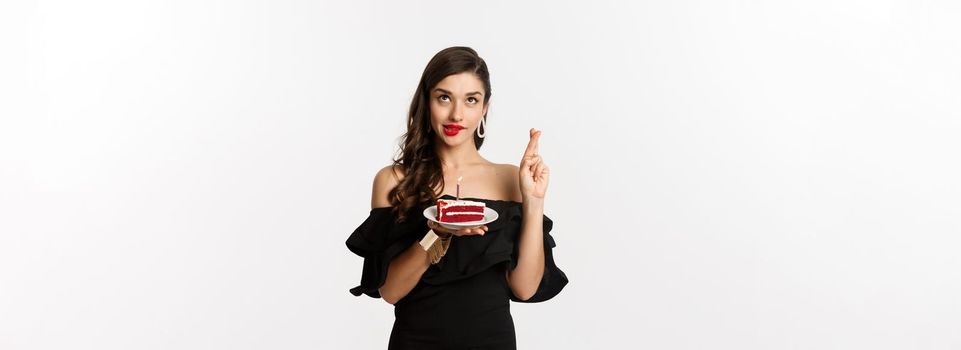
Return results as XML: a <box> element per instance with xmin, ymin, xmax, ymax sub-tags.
<box><xmin>449</xmin><ymin>101</ymin><xmax>464</xmax><ymax>122</ymax></box>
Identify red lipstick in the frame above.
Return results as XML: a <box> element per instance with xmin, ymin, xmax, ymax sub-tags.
<box><xmin>442</xmin><ymin>124</ymin><xmax>465</xmax><ymax>136</ymax></box>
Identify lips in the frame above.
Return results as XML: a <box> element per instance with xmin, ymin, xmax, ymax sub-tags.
<box><xmin>442</xmin><ymin>124</ymin><xmax>465</xmax><ymax>136</ymax></box>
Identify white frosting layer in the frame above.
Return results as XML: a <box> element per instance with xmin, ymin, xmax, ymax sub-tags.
<box><xmin>439</xmin><ymin>199</ymin><xmax>486</xmax><ymax>208</ymax></box>
<box><xmin>444</xmin><ymin>212</ymin><xmax>485</xmax><ymax>216</ymax></box>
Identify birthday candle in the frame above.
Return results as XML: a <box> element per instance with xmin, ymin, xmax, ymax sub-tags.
<box><xmin>456</xmin><ymin>176</ymin><xmax>462</xmax><ymax>200</ymax></box>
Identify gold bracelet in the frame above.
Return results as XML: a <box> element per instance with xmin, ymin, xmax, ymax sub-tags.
<box><xmin>433</xmin><ymin>235</ymin><xmax>451</xmax><ymax>264</ymax></box>
<box><xmin>419</xmin><ymin>229</ymin><xmax>452</xmax><ymax>264</ymax></box>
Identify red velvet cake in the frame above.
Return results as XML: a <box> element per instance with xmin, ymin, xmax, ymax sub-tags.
<box><xmin>436</xmin><ymin>199</ymin><xmax>486</xmax><ymax>223</ymax></box>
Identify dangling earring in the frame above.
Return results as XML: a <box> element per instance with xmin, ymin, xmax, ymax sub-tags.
<box><xmin>476</xmin><ymin>116</ymin><xmax>486</xmax><ymax>139</ymax></box>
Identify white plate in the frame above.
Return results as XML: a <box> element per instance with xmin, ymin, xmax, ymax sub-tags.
<box><xmin>423</xmin><ymin>206</ymin><xmax>499</xmax><ymax>230</ymax></box>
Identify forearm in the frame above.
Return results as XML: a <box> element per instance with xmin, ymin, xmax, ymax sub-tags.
<box><xmin>508</xmin><ymin>198</ymin><xmax>546</xmax><ymax>300</ymax></box>
<box><xmin>379</xmin><ymin>241</ymin><xmax>430</xmax><ymax>304</ymax></box>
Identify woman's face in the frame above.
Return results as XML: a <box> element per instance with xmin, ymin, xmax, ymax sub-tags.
<box><xmin>429</xmin><ymin>72</ymin><xmax>489</xmax><ymax>147</ymax></box>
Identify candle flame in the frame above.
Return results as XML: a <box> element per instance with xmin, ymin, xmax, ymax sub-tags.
<box><xmin>457</xmin><ymin>176</ymin><xmax>463</xmax><ymax>183</ymax></box>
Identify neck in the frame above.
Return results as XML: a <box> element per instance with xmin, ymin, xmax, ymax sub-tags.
<box><xmin>435</xmin><ymin>138</ymin><xmax>483</xmax><ymax>170</ymax></box>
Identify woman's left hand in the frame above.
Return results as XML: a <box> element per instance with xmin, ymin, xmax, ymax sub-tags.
<box><xmin>519</xmin><ymin>128</ymin><xmax>549</xmax><ymax>201</ymax></box>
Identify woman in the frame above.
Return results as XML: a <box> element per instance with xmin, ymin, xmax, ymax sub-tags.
<box><xmin>346</xmin><ymin>46</ymin><xmax>568</xmax><ymax>349</ymax></box>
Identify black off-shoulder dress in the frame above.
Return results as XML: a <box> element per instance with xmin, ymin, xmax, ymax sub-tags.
<box><xmin>346</xmin><ymin>195</ymin><xmax>569</xmax><ymax>350</ymax></box>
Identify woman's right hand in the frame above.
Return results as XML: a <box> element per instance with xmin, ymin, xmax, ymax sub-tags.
<box><xmin>427</xmin><ymin>220</ymin><xmax>488</xmax><ymax>237</ymax></box>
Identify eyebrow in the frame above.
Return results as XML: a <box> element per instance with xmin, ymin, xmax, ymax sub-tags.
<box><xmin>433</xmin><ymin>88</ymin><xmax>484</xmax><ymax>97</ymax></box>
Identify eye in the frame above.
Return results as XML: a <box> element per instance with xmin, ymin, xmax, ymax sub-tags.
<box><xmin>467</xmin><ymin>97</ymin><xmax>478</xmax><ymax>104</ymax></box>
<box><xmin>438</xmin><ymin>95</ymin><xmax>450</xmax><ymax>102</ymax></box>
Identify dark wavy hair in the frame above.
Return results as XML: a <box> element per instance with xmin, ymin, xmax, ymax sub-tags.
<box><xmin>389</xmin><ymin>46</ymin><xmax>492</xmax><ymax>221</ymax></box>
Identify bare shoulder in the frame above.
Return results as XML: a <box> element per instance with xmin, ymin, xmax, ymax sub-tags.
<box><xmin>493</xmin><ymin>163</ymin><xmax>522</xmax><ymax>202</ymax></box>
<box><xmin>372</xmin><ymin>165</ymin><xmax>404</xmax><ymax>208</ymax></box>
<box><xmin>495</xmin><ymin>163</ymin><xmax>519</xmax><ymax>179</ymax></box>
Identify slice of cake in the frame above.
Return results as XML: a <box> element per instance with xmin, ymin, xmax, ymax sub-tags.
<box><xmin>436</xmin><ymin>199</ymin><xmax>486</xmax><ymax>223</ymax></box>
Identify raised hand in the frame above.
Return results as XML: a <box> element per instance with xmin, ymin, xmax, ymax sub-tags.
<box><xmin>519</xmin><ymin>128</ymin><xmax>549</xmax><ymax>200</ymax></box>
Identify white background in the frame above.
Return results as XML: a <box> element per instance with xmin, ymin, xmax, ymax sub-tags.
<box><xmin>2</xmin><ymin>0</ymin><xmax>960</xmax><ymax>349</ymax></box>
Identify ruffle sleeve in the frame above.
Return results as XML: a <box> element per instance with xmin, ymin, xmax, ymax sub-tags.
<box><xmin>507</xmin><ymin>212</ymin><xmax>569</xmax><ymax>303</ymax></box>
<box><xmin>345</xmin><ymin>207</ymin><xmax>427</xmax><ymax>298</ymax></box>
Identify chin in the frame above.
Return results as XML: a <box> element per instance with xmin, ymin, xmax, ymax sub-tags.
<box><xmin>437</xmin><ymin>135</ymin><xmax>470</xmax><ymax>148</ymax></box>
